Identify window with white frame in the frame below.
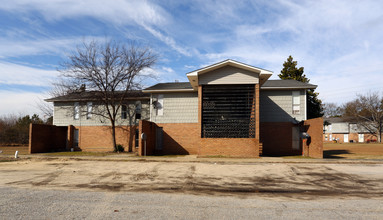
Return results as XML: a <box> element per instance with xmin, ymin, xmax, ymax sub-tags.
<box><xmin>86</xmin><ymin>102</ymin><xmax>92</xmax><ymax>119</ymax></box>
<box><xmin>156</xmin><ymin>94</ymin><xmax>164</xmax><ymax>116</ymax></box>
<box><xmin>292</xmin><ymin>91</ymin><xmax>300</xmax><ymax>115</ymax></box>
<box><xmin>74</xmin><ymin>102</ymin><xmax>80</xmax><ymax>120</ymax></box>
<box><xmin>121</xmin><ymin>105</ymin><xmax>127</xmax><ymax>119</ymax></box>
<box><xmin>135</xmin><ymin>101</ymin><xmax>142</xmax><ymax>120</ymax></box>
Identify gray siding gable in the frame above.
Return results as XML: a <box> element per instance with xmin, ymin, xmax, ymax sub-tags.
<box><xmin>199</xmin><ymin>65</ymin><xmax>259</xmax><ymax>85</ymax></box>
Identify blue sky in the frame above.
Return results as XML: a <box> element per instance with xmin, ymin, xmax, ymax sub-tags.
<box><xmin>1</xmin><ymin>0</ymin><xmax>383</xmax><ymax>118</ymax></box>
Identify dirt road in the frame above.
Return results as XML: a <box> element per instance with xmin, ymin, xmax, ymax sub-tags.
<box><xmin>1</xmin><ymin>159</ymin><xmax>383</xmax><ymax>199</ymax></box>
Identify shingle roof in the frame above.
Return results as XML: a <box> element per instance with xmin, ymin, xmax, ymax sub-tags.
<box><xmin>45</xmin><ymin>90</ymin><xmax>150</xmax><ymax>102</ymax></box>
<box><xmin>48</xmin><ymin>80</ymin><xmax>318</xmax><ymax>100</ymax></box>
<box><xmin>144</xmin><ymin>79</ymin><xmax>316</xmax><ymax>91</ymax></box>
<box><xmin>144</xmin><ymin>82</ymin><xmax>193</xmax><ymax>91</ymax></box>
<box><xmin>324</xmin><ymin>117</ymin><xmax>357</xmax><ymax>123</ymax></box>
<box><xmin>261</xmin><ymin>79</ymin><xmax>317</xmax><ymax>89</ymax></box>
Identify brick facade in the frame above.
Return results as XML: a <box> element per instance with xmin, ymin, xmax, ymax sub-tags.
<box><xmin>260</xmin><ymin>118</ymin><xmax>324</xmax><ymax>158</ymax></box>
<box><xmin>200</xmin><ymin>138</ymin><xmax>258</xmax><ymax>157</ymax></box>
<box><xmin>157</xmin><ymin>123</ymin><xmax>200</xmax><ymax>155</ymax></box>
<box><xmin>30</xmin><ymin>115</ymin><xmax>323</xmax><ymax>158</ymax></box>
<box><xmin>29</xmin><ymin>123</ymin><xmax>68</xmax><ymax>153</ymax></box>
<box><xmin>302</xmin><ymin>118</ymin><xmax>323</xmax><ymax>158</ymax></box>
<box><xmin>324</xmin><ymin>133</ymin><xmax>378</xmax><ymax>143</ymax></box>
<box><xmin>137</xmin><ymin>121</ymin><xmax>259</xmax><ymax>157</ymax></box>
<box><xmin>260</xmin><ymin>122</ymin><xmax>296</xmax><ymax>156</ymax></box>
<box><xmin>138</xmin><ymin>120</ymin><xmax>157</xmax><ymax>156</ymax></box>
<box><xmin>73</xmin><ymin>125</ymin><xmax>137</xmax><ymax>152</ymax></box>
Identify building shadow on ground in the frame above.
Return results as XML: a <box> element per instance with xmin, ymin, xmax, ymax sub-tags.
<box><xmin>323</xmin><ymin>150</ymin><xmax>350</xmax><ymax>159</ymax></box>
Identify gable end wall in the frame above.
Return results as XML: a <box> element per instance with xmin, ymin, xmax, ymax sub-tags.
<box><xmin>198</xmin><ymin>65</ymin><xmax>259</xmax><ymax>85</ymax></box>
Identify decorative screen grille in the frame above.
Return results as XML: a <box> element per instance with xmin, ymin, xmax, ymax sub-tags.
<box><xmin>202</xmin><ymin>85</ymin><xmax>255</xmax><ymax>138</ymax></box>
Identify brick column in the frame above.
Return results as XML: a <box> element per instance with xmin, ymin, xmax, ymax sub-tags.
<box><xmin>138</xmin><ymin>120</ymin><xmax>143</xmax><ymax>156</ymax></box>
<box><xmin>67</xmin><ymin>125</ymin><xmax>74</xmax><ymax>150</ymax></box>
<box><xmin>198</xmin><ymin>85</ymin><xmax>202</xmax><ymax>156</ymax></box>
<box><xmin>255</xmin><ymin>83</ymin><xmax>260</xmax><ymax>140</ymax></box>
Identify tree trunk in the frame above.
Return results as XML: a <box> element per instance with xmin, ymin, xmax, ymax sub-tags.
<box><xmin>111</xmin><ymin>120</ymin><xmax>117</xmax><ymax>151</ymax></box>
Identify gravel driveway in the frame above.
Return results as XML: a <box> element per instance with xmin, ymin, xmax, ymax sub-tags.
<box><xmin>1</xmin><ymin>159</ymin><xmax>383</xmax><ymax>199</ymax></box>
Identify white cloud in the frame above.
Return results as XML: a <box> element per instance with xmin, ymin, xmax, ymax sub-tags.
<box><xmin>0</xmin><ymin>90</ymin><xmax>44</xmax><ymax>116</ymax></box>
<box><xmin>0</xmin><ymin>61</ymin><xmax>58</xmax><ymax>86</ymax></box>
<box><xmin>0</xmin><ymin>0</ymin><xmax>168</xmax><ymax>27</ymax></box>
<box><xmin>1</xmin><ymin>0</ymin><xmax>383</xmax><ymax>108</ymax></box>
<box><xmin>142</xmin><ymin>25</ymin><xmax>192</xmax><ymax>57</ymax></box>
<box><xmin>0</xmin><ymin>0</ymin><xmax>193</xmax><ymax>57</ymax></box>
<box><xmin>196</xmin><ymin>0</ymin><xmax>383</xmax><ymax>104</ymax></box>
<box><xmin>139</xmin><ymin>65</ymin><xmax>187</xmax><ymax>88</ymax></box>
<box><xmin>0</xmin><ymin>37</ymin><xmax>81</xmax><ymax>59</ymax></box>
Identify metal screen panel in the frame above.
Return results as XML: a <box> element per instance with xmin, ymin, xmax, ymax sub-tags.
<box><xmin>202</xmin><ymin>85</ymin><xmax>255</xmax><ymax>138</ymax></box>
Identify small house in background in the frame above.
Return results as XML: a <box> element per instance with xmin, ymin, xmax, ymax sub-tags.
<box><xmin>323</xmin><ymin>117</ymin><xmax>377</xmax><ymax>143</ymax></box>
<box><xmin>32</xmin><ymin>60</ymin><xmax>323</xmax><ymax>158</ymax></box>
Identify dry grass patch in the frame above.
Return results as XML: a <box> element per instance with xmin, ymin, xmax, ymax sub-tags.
<box><xmin>324</xmin><ymin>143</ymin><xmax>383</xmax><ymax>159</ymax></box>
<box><xmin>0</xmin><ymin>146</ymin><xmax>29</xmax><ymax>155</ymax></box>
<box><xmin>40</xmin><ymin>151</ymin><xmax>117</xmax><ymax>157</ymax></box>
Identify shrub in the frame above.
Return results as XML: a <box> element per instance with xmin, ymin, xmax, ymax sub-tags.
<box><xmin>114</xmin><ymin>144</ymin><xmax>124</xmax><ymax>152</ymax></box>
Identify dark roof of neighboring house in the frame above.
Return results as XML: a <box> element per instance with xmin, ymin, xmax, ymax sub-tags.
<box><xmin>261</xmin><ymin>80</ymin><xmax>317</xmax><ymax>89</ymax></box>
<box><xmin>144</xmin><ymin>79</ymin><xmax>317</xmax><ymax>91</ymax></box>
<box><xmin>45</xmin><ymin>90</ymin><xmax>150</xmax><ymax>102</ymax></box>
<box><xmin>144</xmin><ymin>82</ymin><xmax>193</xmax><ymax>91</ymax></box>
<box><xmin>324</xmin><ymin>117</ymin><xmax>357</xmax><ymax>123</ymax></box>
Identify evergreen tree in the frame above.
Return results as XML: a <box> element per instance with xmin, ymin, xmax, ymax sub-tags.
<box><xmin>279</xmin><ymin>55</ymin><xmax>323</xmax><ymax>119</ymax></box>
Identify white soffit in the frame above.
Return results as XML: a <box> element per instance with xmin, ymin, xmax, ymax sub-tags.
<box><xmin>186</xmin><ymin>59</ymin><xmax>273</xmax><ymax>90</ymax></box>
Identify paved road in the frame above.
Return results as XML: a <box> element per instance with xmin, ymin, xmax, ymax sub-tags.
<box><xmin>1</xmin><ymin>186</ymin><xmax>382</xmax><ymax>219</ymax></box>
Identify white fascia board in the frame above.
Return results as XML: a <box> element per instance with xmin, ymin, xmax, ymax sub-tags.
<box><xmin>186</xmin><ymin>72</ymin><xmax>198</xmax><ymax>90</ymax></box>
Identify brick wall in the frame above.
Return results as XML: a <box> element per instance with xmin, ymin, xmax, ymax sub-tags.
<box><xmin>200</xmin><ymin>138</ymin><xmax>258</xmax><ymax>157</ymax></box>
<box><xmin>260</xmin><ymin>122</ymin><xmax>296</xmax><ymax>156</ymax></box>
<box><xmin>74</xmin><ymin>125</ymin><xmax>137</xmax><ymax>152</ymax></box>
<box><xmin>29</xmin><ymin>123</ymin><xmax>68</xmax><ymax>153</ymax></box>
<box><xmin>138</xmin><ymin>120</ymin><xmax>157</xmax><ymax>156</ymax></box>
<box><xmin>157</xmin><ymin>123</ymin><xmax>200</xmax><ymax>155</ymax></box>
<box><xmin>261</xmin><ymin>119</ymin><xmax>324</xmax><ymax>158</ymax></box>
<box><xmin>324</xmin><ymin>133</ymin><xmax>378</xmax><ymax>143</ymax></box>
<box><xmin>302</xmin><ymin>117</ymin><xmax>323</xmax><ymax>158</ymax></box>
<box><xmin>67</xmin><ymin>125</ymin><xmax>74</xmax><ymax>150</ymax></box>
<box><xmin>138</xmin><ymin>122</ymin><xmax>259</xmax><ymax>157</ymax></box>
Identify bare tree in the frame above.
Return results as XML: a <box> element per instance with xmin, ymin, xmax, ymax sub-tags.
<box><xmin>58</xmin><ymin>40</ymin><xmax>157</xmax><ymax>151</ymax></box>
<box><xmin>343</xmin><ymin>92</ymin><xmax>383</xmax><ymax>142</ymax></box>
<box><xmin>37</xmin><ymin>78</ymin><xmax>80</xmax><ymax>123</ymax></box>
<box><xmin>322</xmin><ymin>102</ymin><xmax>343</xmax><ymax>118</ymax></box>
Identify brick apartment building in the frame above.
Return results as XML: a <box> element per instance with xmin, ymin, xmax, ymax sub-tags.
<box><xmin>323</xmin><ymin>117</ymin><xmax>378</xmax><ymax>143</ymax></box>
<box><xmin>31</xmin><ymin>59</ymin><xmax>323</xmax><ymax>158</ymax></box>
